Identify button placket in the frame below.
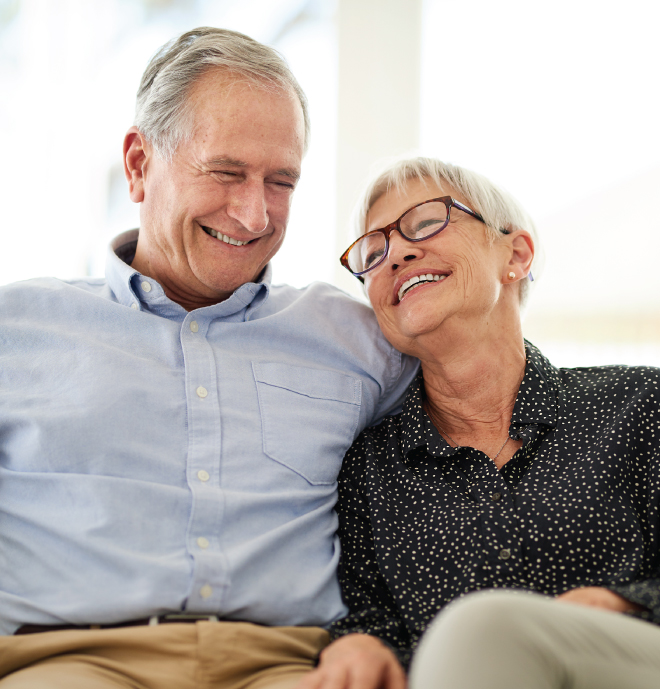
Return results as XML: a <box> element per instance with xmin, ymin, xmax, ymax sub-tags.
<box><xmin>476</xmin><ymin>467</ymin><xmax>520</xmax><ymax>569</ymax></box>
<box><xmin>180</xmin><ymin>314</ymin><xmax>225</xmax><ymax>610</ymax></box>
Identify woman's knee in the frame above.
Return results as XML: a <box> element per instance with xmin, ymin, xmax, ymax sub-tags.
<box><xmin>410</xmin><ymin>591</ymin><xmax>562</xmax><ymax>689</ymax></box>
<box><xmin>426</xmin><ymin>590</ymin><xmax>546</xmax><ymax>644</ymax></box>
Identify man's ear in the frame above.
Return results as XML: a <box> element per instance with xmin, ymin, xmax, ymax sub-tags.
<box><xmin>503</xmin><ymin>230</ymin><xmax>534</xmax><ymax>282</ymax></box>
<box><xmin>123</xmin><ymin>127</ymin><xmax>149</xmax><ymax>203</ymax></box>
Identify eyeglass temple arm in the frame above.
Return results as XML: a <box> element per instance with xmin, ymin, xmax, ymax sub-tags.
<box><xmin>452</xmin><ymin>200</ymin><xmax>534</xmax><ymax>282</ymax></box>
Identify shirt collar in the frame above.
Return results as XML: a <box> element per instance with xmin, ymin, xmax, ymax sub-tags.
<box><xmin>399</xmin><ymin>340</ymin><xmax>559</xmax><ymax>462</ymax></box>
<box><xmin>510</xmin><ymin>341</ymin><xmax>559</xmax><ymax>434</ymax></box>
<box><xmin>399</xmin><ymin>374</ymin><xmax>448</xmax><ymax>460</ymax></box>
<box><xmin>105</xmin><ymin>229</ymin><xmax>272</xmax><ymax>319</ymax></box>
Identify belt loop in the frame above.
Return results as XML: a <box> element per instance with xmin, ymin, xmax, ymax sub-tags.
<box><xmin>149</xmin><ymin>616</ymin><xmax>159</xmax><ymax>626</ymax></box>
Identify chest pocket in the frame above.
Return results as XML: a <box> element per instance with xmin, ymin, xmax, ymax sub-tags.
<box><xmin>253</xmin><ymin>362</ymin><xmax>362</xmax><ymax>485</ymax></box>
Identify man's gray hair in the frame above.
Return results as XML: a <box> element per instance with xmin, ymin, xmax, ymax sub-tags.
<box><xmin>135</xmin><ymin>27</ymin><xmax>310</xmax><ymax>161</ymax></box>
<box><xmin>353</xmin><ymin>156</ymin><xmax>541</xmax><ymax>306</ymax></box>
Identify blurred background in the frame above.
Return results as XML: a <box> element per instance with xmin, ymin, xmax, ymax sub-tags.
<box><xmin>1</xmin><ymin>0</ymin><xmax>658</xmax><ymax>367</ymax></box>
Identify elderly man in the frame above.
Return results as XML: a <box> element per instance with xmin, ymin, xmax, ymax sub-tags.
<box><xmin>0</xmin><ymin>28</ymin><xmax>416</xmax><ymax>689</ymax></box>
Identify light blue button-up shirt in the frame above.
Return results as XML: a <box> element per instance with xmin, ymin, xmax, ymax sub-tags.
<box><xmin>0</xmin><ymin>230</ymin><xmax>417</xmax><ymax>635</ymax></box>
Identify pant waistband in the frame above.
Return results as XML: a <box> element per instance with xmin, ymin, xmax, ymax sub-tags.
<box><xmin>14</xmin><ymin>613</ymin><xmax>221</xmax><ymax>635</ymax></box>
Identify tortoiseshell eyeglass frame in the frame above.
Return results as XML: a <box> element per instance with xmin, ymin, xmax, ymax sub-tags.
<box><xmin>340</xmin><ymin>196</ymin><xmax>502</xmax><ymax>282</ymax></box>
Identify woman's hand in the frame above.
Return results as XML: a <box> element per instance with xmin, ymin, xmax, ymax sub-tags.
<box><xmin>556</xmin><ymin>586</ymin><xmax>644</xmax><ymax>613</ymax></box>
<box><xmin>296</xmin><ymin>633</ymin><xmax>407</xmax><ymax>689</ymax></box>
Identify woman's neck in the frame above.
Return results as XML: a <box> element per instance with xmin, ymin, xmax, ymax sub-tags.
<box><xmin>414</xmin><ymin>317</ymin><xmax>527</xmax><ymax>458</ymax></box>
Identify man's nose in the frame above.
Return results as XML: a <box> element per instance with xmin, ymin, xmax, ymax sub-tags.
<box><xmin>386</xmin><ymin>230</ymin><xmax>424</xmax><ymax>270</ymax></box>
<box><xmin>226</xmin><ymin>183</ymin><xmax>269</xmax><ymax>234</ymax></box>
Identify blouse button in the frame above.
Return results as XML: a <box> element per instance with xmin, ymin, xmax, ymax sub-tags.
<box><xmin>491</xmin><ymin>492</ymin><xmax>502</xmax><ymax>502</ymax></box>
<box><xmin>498</xmin><ymin>548</ymin><xmax>512</xmax><ymax>560</ymax></box>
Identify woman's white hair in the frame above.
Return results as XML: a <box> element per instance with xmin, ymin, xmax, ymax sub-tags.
<box><xmin>135</xmin><ymin>27</ymin><xmax>310</xmax><ymax>161</ymax></box>
<box><xmin>352</xmin><ymin>156</ymin><xmax>542</xmax><ymax>306</ymax></box>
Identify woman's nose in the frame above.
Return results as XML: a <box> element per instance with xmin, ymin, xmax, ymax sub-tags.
<box><xmin>387</xmin><ymin>230</ymin><xmax>424</xmax><ymax>270</ymax></box>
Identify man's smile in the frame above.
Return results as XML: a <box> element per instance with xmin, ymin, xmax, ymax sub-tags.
<box><xmin>201</xmin><ymin>225</ymin><xmax>255</xmax><ymax>246</ymax></box>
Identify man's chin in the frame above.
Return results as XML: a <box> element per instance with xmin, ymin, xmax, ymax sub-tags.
<box><xmin>193</xmin><ymin>267</ymin><xmax>264</xmax><ymax>301</ymax></box>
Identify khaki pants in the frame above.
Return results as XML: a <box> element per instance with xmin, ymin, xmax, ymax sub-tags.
<box><xmin>0</xmin><ymin>621</ymin><xmax>329</xmax><ymax>689</ymax></box>
<box><xmin>410</xmin><ymin>590</ymin><xmax>660</xmax><ymax>689</ymax></box>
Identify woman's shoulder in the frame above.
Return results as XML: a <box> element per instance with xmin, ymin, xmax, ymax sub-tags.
<box><xmin>346</xmin><ymin>413</ymin><xmax>404</xmax><ymax>457</ymax></box>
<box><xmin>553</xmin><ymin>362</ymin><xmax>660</xmax><ymax>423</ymax></box>
<box><xmin>558</xmin><ymin>362</ymin><xmax>660</xmax><ymax>390</ymax></box>
<box><xmin>525</xmin><ymin>341</ymin><xmax>660</xmax><ymax>394</ymax></box>
<box><xmin>341</xmin><ymin>414</ymin><xmax>404</xmax><ymax>480</ymax></box>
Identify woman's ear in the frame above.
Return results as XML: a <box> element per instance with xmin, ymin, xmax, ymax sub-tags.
<box><xmin>503</xmin><ymin>230</ymin><xmax>534</xmax><ymax>283</ymax></box>
<box><xmin>123</xmin><ymin>127</ymin><xmax>148</xmax><ymax>203</ymax></box>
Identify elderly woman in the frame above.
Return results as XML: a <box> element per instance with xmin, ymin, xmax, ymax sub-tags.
<box><xmin>300</xmin><ymin>158</ymin><xmax>660</xmax><ymax>689</ymax></box>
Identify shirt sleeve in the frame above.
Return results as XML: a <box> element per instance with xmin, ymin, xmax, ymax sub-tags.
<box><xmin>371</xmin><ymin>352</ymin><xmax>420</xmax><ymax>426</ymax></box>
<box><xmin>329</xmin><ymin>438</ymin><xmax>413</xmax><ymax>669</ymax></box>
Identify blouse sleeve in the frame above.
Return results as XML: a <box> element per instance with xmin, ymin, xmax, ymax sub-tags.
<box><xmin>329</xmin><ymin>437</ymin><xmax>413</xmax><ymax>669</ymax></box>
<box><xmin>607</xmin><ymin>419</ymin><xmax>660</xmax><ymax>625</ymax></box>
<box><xmin>608</xmin><ymin>579</ymin><xmax>660</xmax><ymax>623</ymax></box>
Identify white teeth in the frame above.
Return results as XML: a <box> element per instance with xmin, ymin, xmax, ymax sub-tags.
<box><xmin>203</xmin><ymin>227</ymin><xmax>250</xmax><ymax>246</ymax></box>
<box><xmin>397</xmin><ymin>273</ymin><xmax>447</xmax><ymax>302</ymax></box>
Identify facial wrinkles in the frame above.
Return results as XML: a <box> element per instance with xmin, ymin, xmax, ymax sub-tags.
<box><xmin>205</xmin><ymin>149</ymin><xmax>296</xmax><ymax>229</ymax></box>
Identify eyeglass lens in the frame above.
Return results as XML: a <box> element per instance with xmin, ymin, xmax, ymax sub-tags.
<box><xmin>348</xmin><ymin>201</ymin><xmax>450</xmax><ymax>274</ymax></box>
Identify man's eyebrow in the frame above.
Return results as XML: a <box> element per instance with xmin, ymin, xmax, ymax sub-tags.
<box><xmin>204</xmin><ymin>156</ymin><xmax>300</xmax><ymax>182</ymax></box>
<box><xmin>205</xmin><ymin>156</ymin><xmax>248</xmax><ymax>167</ymax></box>
<box><xmin>275</xmin><ymin>168</ymin><xmax>300</xmax><ymax>182</ymax></box>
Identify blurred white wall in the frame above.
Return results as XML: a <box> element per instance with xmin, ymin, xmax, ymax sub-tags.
<box><xmin>415</xmin><ymin>0</ymin><xmax>660</xmax><ymax>365</ymax></box>
<box><xmin>334</xmin><ymin>0</ymin><xmax>421</xmax><ymax>295</ymax></box>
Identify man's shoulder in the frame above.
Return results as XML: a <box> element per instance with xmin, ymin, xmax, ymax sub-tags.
<box><xmin>0</xmin><ymin>276</ymin><xmax>114</xmax><ymax>314</ymax></box>
<box><xmin>265</xmin><ymin>281</ymin><xmax>392</xmax><ymax>352</ymax></box>
<box><xmin>267</xmin><ymin>280</ymin><xmax>376</xmax><ymax>321</ymax></box>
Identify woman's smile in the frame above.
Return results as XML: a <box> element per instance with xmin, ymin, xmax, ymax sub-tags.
<box><xmin>394</xmin><ymin>271</ymin><xmax>450</xmax><ymax>304</ymax></box>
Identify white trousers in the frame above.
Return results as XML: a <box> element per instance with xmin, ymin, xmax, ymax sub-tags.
<box><xmin>410</xmin><ymin>591</ymin><xmax>660</xmax><ymax>689</ymax></box>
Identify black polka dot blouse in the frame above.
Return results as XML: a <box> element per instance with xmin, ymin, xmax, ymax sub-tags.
<box><xmin>330</xmin><ymin>342</ymin><xmax>660</xmax><ymax>669</ymax></box>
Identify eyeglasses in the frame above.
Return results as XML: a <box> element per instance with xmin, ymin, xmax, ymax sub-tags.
<box><xmin>340</xmin><ymin>196</ymin><xmax>493</xmax><ymax>280</ymax></box>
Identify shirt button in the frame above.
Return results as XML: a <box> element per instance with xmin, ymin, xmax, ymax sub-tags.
<box><xmin>200</xmin><ymin>584</ymin><xmax>213</xmax><ymax>599</ymax></box>
<box><xmin>131</xmin><ymin>303</ymin><xmax>138</xmax><ymax>310</ymax></box>
<box><xmin>491</xmin><ymin>492</ymin><xmax>502</xmax><ymax>502</ymax></box>
<box><xmin>196</xmin><ymin>386</ymin><xmax>208</xmax><ymax>398</ymax></box>
<box><xmin>141</xmin><ymin>281</ymin><xmax>151</xmax><ymax>293</ymax></box>
<box><xmin>197</xmin><ymin>537</ymin><xmax>210</xmax><ymax>549</ymax></box>
<box><xmin>499</xmin><ymin>548</ymin><xmax>512</xmax><ymax>560</ymax></box>
<box><xmin>197</xmin><ymin>470</ymin><xmax>210</xmax><ymax>482</ymax></box>
<box><xmin>190</xmin><ymin>321</ymin><xmax>199</xmax><ymax>333</ymax></box>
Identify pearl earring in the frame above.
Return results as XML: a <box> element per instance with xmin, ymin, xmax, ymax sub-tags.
<box><xmin>508</xmin><ymin>272</ymin><xmax>516</xmax><ymax>280</ymax></box>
